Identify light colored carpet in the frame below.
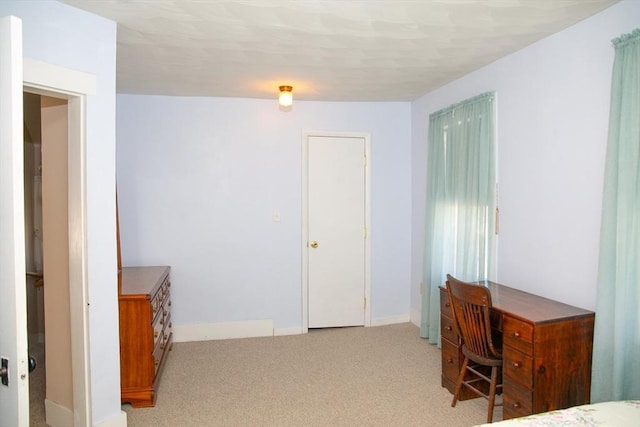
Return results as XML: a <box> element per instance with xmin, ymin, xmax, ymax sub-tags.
<box><xmin>123</xmin><ymin>322</ymin><xmax>500</xmax><ymax>426</ymax></box>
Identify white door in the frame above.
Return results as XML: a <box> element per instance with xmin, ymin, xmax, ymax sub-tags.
<box><xmin>0</xmin><ymin>15</ymin><xmax>30</xmax><ymax>427</ymax></box>
<box><xmin>307</xmin><ymin>135</ymin><xmax>366</xmax><ymax>328</ymax></box>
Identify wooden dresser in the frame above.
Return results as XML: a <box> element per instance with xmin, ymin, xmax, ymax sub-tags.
<box><xmin>119</xmin><ymin>266</ymin><xmax>173</xmax><ymax>407</ymax></box>
<box><xmin>440</xmin><ymin>281</ymin><xmax>595</xmax><ymax>420</ymax></box>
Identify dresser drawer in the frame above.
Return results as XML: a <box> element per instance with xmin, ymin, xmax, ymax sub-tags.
<box><xmin>153</xmin><ymin>331</ymin><xmax>173</xmax><ymax>375</ymax></box>
<box><xmin>152</xmin><ymin>338</ymin><xmax>164</xmax><ymax>375</ymax></box>
<box><xmin>152</xmin><ymin>292</ymin><xmax>164</xmax><ymax>323</ymax></box>
<box><xmin>152</xmin><ymin>313</ymin><xmax>163</xmax><ymax>348</ymax></box>
<box><xmin>160</xmin><ymin>301</ymin><xmax>170</xmax><ymax>328</ymax></box>
<box><xmin>151</xmin><ymin>277</ymin><xmax>170</xmax><ymax>316</ymax></box>
<box><xmin>503</xmin><ymin>316</ymin><xmax>534</xmax><ymax>355</ymax></box>
<box><xmin>159</xmin><ymin>277</ymin><xmax>170</xmax><ymax>302</ymax></box>
<box><xmin>503</xmin><ymin>376</ymin><xmax>533</xmax><ymax>419</ymax></box>
<box><xmin>162</xmin><ymin>312</ymin><xmax>172</xmax><ymax>339</ymax></box>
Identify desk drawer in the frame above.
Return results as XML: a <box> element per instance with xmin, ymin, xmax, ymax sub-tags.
<box><xmin>503</xmin><ymin>376</ymin><xmax>533</xmax><ymax>419</ymax></box>
<box><xmin>441</xmin><ymin>337</ymin><xmax>460</xmax><ymax>384</ymax></box>
<box><xmin>440</xmin><ymin>287</ymin><xmax>452</xmax><ymax>317</ymax></box>
<box><xmin>440</xmin><ymin>314</ymin><xmax>457</xmax><ymax>344</ymax></box>
<box><xmin>503</xmin><ymin>316</ymin><xmax>534</xmax><ymax>355</ymax></box>
<box><xmin>503</xmin><ymin>345</ymin><xmax>533</xmax><ymax>388</ymax></box>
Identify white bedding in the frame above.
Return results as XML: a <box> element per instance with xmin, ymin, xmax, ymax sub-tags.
<box><xmin>475</xmin><ymin>400</ymin><xmax>640</xmax><ymax>426</ymax></box>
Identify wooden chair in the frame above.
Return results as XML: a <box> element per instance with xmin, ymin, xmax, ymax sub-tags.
<box><xmin>446</xmin><ymin>274</ymin><xmax>503</xmax><ymax>423</ymax></box>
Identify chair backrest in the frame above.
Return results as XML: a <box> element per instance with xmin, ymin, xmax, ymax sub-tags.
<box><xmin>445</xmin><ymin>274</ymin><xmax>501</xmax><ymax>360</ymax></box>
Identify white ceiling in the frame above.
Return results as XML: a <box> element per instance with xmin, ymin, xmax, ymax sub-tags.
<box><xmin>60</xmin><ymin>0</ymin><xmax>618</xmax><ymax>102</ymax></box>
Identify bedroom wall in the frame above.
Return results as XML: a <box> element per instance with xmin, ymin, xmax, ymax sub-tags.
<box><xmin>116</xmin><ymin>97</ymin><xmax>412</xmax><ymax>334</ymax></box>
<box><xmin>410</xmin><ymin>0</ymin><xmax>640</xmax><ymax>320</ymax></box>
<box><xmin>0</xmin><ymin>1</ymin><xmax>120</xmax><ymax>425</ymax></box>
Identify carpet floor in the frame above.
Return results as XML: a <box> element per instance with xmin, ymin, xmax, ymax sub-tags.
<box><xmin>122</xmin><ymin>322</ymin><xmax>499</xmax><ymax>426</ymax></box>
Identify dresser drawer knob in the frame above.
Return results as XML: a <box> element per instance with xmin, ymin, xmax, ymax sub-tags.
<box><xmin>446</xmin><ymin>358</ymin><xmax>454</xmax><ymax>364</ymax></box>
<box><xmin>445</xmin><ymin>326</ymin><xmax>452</xmax><ymax>332</ymax></box>
<box><xmin>513</xmin><ymin>331</ymin><xmax>521</xmax><ymax>338</ymax></box>
<box><xmin>513</xmin><ymin>361</ymin><xmax>521</xmax><ymax>368</ymax></box>
<box><xmin>511</xmin><ymin>402</ymin><xmax>521</xmax><ymax>409</ymax></box>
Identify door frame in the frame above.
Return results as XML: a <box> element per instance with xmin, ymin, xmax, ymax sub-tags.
<box><xmin>301</xmin><ymin>130</ymin><xmax>371</xmax><ymax>332</ymax></box>
<box><xmin>24</xmin><ymin>58</ymin><xmax>95</xmax><ymax>426</ymax></box>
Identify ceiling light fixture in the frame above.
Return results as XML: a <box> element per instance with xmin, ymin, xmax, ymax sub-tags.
<box><xmin>278</xmin><ymin>85</ymin><xmax>293</xmax><ymax>107</ymax></box>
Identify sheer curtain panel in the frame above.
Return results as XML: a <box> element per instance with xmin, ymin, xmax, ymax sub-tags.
<box><xmin>592</xmin><ymin>29</ymin><xmax>640</xmax><ymax>402</ymax></box>
<box><xmin>421</xmin><ymin>92</ymin><xmax>496</xmax><ymax>343</ymax></box>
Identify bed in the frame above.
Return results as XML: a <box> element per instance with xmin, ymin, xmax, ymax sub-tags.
<box><xmin>474</xmin><ymin>400</ymin><xmax>640</xmax><ymax>426</ymax></box>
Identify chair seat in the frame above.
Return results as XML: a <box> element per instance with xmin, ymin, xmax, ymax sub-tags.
<box><xmin>462</xmin><ymin>345</ymin><xmax>502</xmax><ymax>367</ymax></box>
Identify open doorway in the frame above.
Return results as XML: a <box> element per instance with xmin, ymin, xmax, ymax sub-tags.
<box><xmin>23</xmin><ymin>92</ymin><xmax>73</xmax><ymax>426</ymax></box>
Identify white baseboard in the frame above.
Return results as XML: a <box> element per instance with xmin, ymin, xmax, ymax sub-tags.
<box><xmin>173</xmin><ymin>319</ymin><xmax>274</xmax><ymax>342</ymax></box>
<box><xmin>274</xmin><ymin>326</ymin><xmax>304</xmax><ymax>336</ymax></box>
<box><xmin>410</xmin><ymin>308</ymin><xmax>421</xmax><ymax>327</ymax></box>
<box><xmin>44</xmin><ymin>399</ymin><xmax>73</xmax><ymax>427</ymax></box>
<box><xmin>93</xmin><ymin>410</ymin><xmax>127</xmax><ymax>427</ymax></box>
<box><xmin>370</xmin><ymin>314</ymin><xmax>410</xmax><ymax>327</ymax></box>
<box><xmin>172</xmin><ymin>316</ymin><xmax>417</xmax><ymax>342</ymax></box>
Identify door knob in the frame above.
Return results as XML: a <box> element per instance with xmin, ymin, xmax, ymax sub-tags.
<box><xmin>310</xmin><ymin>241</ymin><xmax>318</xmax><ymax>248</ymax></box>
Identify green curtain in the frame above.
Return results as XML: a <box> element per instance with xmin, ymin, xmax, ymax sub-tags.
<box><xmin>592</xmin><ymin>29</ymin><xmax>640</xmax><ymax>402</ymax></box>
<box><xmin>421</xmin><ymin>92</ymin><xmax>496</xmax><ymax>343</ymax></box>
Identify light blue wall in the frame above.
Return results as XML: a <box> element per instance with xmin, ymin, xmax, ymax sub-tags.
<box><xmin>116</xmin><ymin>96</ymin><xmax>412</xmax><ymax>330</ymax></box>
<box><xmin>0</xmin><ymin>0</ymin><xmax>119</xmax><ymax>425</ymax></box>
<box><xmin>411</xmin><ymin>0</ymin><xmax>640</xmax><ymax>318</ymax></box>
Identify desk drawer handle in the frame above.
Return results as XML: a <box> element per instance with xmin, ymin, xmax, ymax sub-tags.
<box><xmin>513</xmin><ymin>361</ymin><xmax>521</xmax><ymax>368</ymax></box>
<box><xmin>513</xmin><ymin>331</ymin><xmax>521</xmax><ymax>338</ymax></box>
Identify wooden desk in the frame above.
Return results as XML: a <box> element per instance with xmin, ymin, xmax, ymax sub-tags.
<box><xmin>440</xmin><ymin>282</ymin><xmax>594</xmax><ymax>420</ymax></box>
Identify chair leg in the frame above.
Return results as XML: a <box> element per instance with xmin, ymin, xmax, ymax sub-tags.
<box><xmin>487</xmin><ymin>365</ymin><xmax>499</xmax><ymax>423</ymax></box>
<box><xmin>451</xmin><ymin>356</ymin><xmax>469</xmax><ymax>408</ymax></box>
